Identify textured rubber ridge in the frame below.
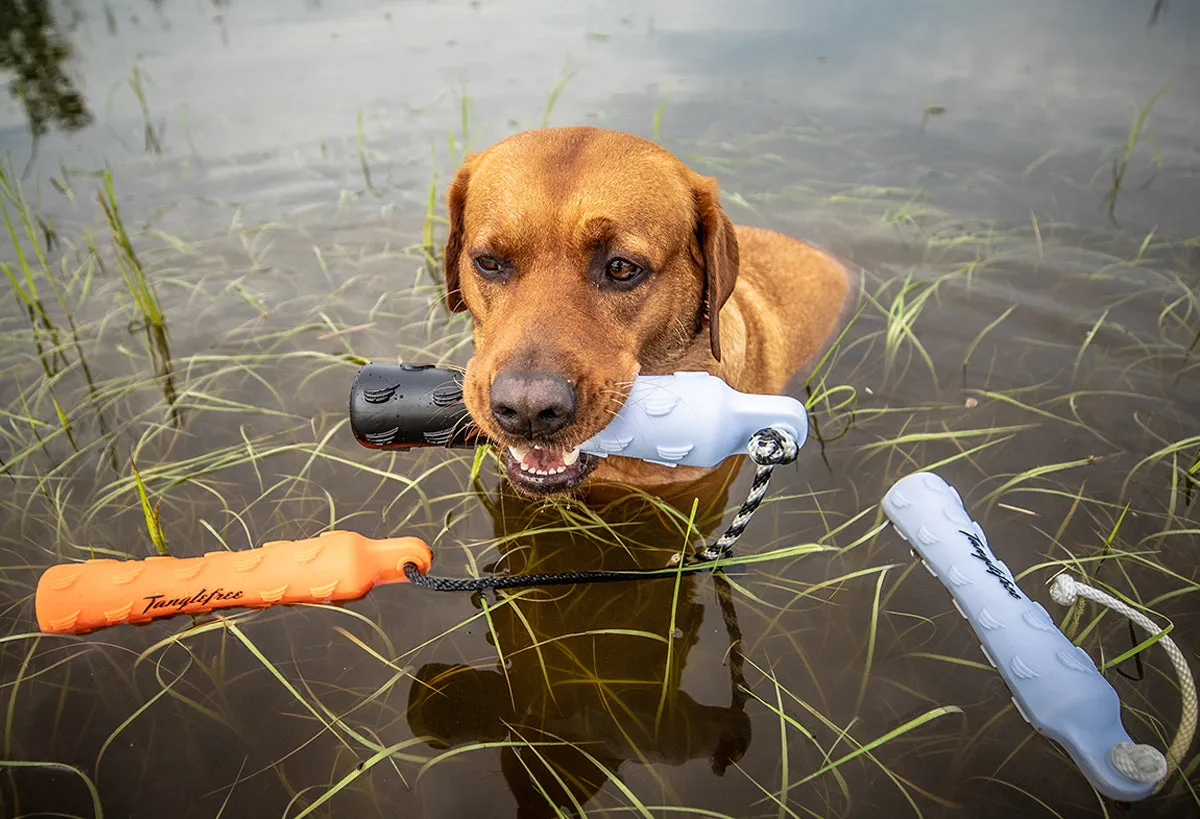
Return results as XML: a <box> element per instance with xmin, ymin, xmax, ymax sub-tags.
<box><xmin>579</xmin><ymin>371</ymin><xmax>808</xmax><ymax>468</ymax></box>
<box><xmin>36</xmin><ymin>532</ymin><xmax>432</xmax><ymax>634</ymax></box>
<box><xmin>349</xmin><ymin>364</ymin><xmax>479</xmax><ymax>450</ymax></box>
<box><xmin>882</xmin><ymin>471</ymin><xmax>1156</xmax><ymax>802</ymax></box>
<box><xmin>349</xmin><ymin>364</ymin><xmax>809</xmax><ymax>470</ymax></box>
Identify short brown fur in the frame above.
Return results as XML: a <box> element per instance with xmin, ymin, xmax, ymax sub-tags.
<box><xmin>444</xmin><ymin>126</ymin><xmax>854</xmax><ymax>491</ymax></box>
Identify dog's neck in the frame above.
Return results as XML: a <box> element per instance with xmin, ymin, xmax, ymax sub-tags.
<box><xmin>639</xmin><ymin>307</ymin><xmax>748</xmax><ymax>392</ymax></box>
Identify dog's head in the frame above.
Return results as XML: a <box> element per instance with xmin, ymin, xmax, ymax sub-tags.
<box><xmin>443</xmin><ymin>127</ymin><xmax>739</xmax><ymax>496</ymax></box>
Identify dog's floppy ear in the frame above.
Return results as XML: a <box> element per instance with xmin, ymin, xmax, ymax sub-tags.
<box><xmin>692</xmin><ymin>175</ymin><xmax>740</xmax><ymax>361</ymax></box>
<box><xmin>442</xmin><ymin>155</ymin><xmax>478</xmax><ymax>313</ymax></box>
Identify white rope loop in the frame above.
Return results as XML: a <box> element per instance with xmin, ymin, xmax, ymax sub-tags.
<box><xmin>1049</xmin><ymin>574</ymin><xmax>1197</xmax><ymax>792</ymax></box>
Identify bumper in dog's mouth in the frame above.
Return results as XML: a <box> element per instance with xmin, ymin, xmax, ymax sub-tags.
<box><xmin>503</xmin><ymin>444</ymin><xmax>598</xmax><ymax>494</ymax></box>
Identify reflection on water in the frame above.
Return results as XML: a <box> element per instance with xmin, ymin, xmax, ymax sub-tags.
<box><xmin>0</xmin><ymin>0</ymin><xmax>91</xmax><ymax>172</ymax></box>
<box><xmin>408</xmin><ymin>466</ymin><xmax>753</xmax><ymax>817</ymax></box>
<box><xmin>0</xmin><ymin>0</ymin><xmax>1196</xmax><ymax>233</ymax></box>
<box><xmin>0</xmin><ymin>1</ymin><xmax>1197</xmax><ymax>818</ymax></box>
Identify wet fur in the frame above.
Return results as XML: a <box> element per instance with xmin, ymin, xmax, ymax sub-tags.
<box><xmin>443</xmin><ymin>126</ymin><xmax>854</xmax><ymax>492</ymax></box>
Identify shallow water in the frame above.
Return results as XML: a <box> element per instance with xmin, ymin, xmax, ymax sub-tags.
<box><xmin>1</xmin><ymin>1</ymin><xmax>1198</xmax><ymax>817</ymax></box>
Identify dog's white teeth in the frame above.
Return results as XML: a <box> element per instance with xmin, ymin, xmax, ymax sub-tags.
<box><xmin>511</xmin><ymin>444</ymin><xmax>579</xmax><ymax>480</ymax></box>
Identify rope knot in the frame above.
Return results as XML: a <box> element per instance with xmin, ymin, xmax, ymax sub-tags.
<box><xmin>1048</xmin><ymin>574</ymin><xmax>1078</xmax><ymax>606</ymax></box>
<box><xmin>1110</xmin><ymin>742</ymin><xmax>1168</xmax><ymax>784</ymax></box>
<box><xmin>1047</xmin><ymin>572</ymin><xmax>1196</xmax><ymax>792</ymax></box>
<box><xmin>748</xmin><ymin>427</ymin><xmax>799</xmax><ymax>466</ymax></box>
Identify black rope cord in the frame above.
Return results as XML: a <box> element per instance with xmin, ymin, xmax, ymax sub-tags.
<box><xmin>403</xmin><ymin>427</ymin><xmax>800</xmax><ymax>593</ymax></box>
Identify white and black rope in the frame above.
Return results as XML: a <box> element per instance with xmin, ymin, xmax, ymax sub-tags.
<box><xmin>406</xmin><ymin>426</ymin><xmax>801</xmax><ymax>592</ymax></box>
<box><xmin>697</xmin><ymin>428</ymin><xmax>798</xmax><ymax>562</ymax></box>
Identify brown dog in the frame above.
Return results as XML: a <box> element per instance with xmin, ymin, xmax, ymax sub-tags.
<box><xmin>444</xmin><ymin>126</ymin><xmax>852</xmax><ymax>496</ymax></box>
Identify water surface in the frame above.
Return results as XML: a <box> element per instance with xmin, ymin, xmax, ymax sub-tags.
<box><xmin>1</xmin><ymin>1</ymin><xmax>1197</xmax><ymax>817</ymax></box>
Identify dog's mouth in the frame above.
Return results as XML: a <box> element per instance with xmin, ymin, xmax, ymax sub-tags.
<box><xmin>502</xmin><ymin>443</ymin><xmax>599</xmax><ymax>495</ymax></box>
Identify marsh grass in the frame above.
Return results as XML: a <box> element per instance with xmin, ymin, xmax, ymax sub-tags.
<box><xmin>1104</xmin><ymin>79</ymin><xmax>1174</xmax><ymax>224</ymax></box>
<box><xmin>541</xmin><ymin>64</ymin><xmax>578</xmax><ymax>128</ymax></box>
<box><xmin>96</xmin><ymin>170</ymin><xmax>164</xmax><ymax>331</ymax></box>
<box><xmin>111</xmin><ymin>64</ymin><xmax>164</xmax><ymax>156</ymax></box>
<box><xmin>0</xmin><ymin>119</ymin><xmax>1198</xmax><ymax>819</ymax></box>
<box><xmin>1</xmin><ymin>157</ymin><xmax>71</xmax><ymax>366</ymax></box>
<box><xmin>130</xmin><ymin>457</ymin><xmax>169</xmax><ymax>555</ymax></box>
<box><xmin>357</xmin><ymin>110</ymin><xmax>383</xmax><ymax>198</ymax></box>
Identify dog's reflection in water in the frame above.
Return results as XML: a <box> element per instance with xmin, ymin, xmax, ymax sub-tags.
<box><xmin>407</xmin><ymin>462</ymin><xmax>752</xmax><ymax>817</ymax></box>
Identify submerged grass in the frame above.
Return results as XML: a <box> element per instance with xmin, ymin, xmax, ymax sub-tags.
<box><xmin>96</xmin><ymin>169</ymin><xmax>165</xmax><ymax>331</ymax></box>
<box><xmin>1104</xmin><ymin>79</ymin><xmax>1174</xmax><ymax>224</ymax></box>
<box><xmin>130</xmin><ymin>458</ymin><xmax>168</xmax><ymax>556</ymax></box>
<box><xmin>0</xmin><ymin>118</ymin><xmax>1198</xmax><ymax>819</ymax></box>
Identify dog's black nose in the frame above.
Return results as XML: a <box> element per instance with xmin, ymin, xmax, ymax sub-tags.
<box><xmin>489</xmin><ymin>371</ymin><xmax>576</xmax><ymax>437</ymax></box>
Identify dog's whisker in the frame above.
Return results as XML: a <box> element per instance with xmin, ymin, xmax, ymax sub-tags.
<box><xmin>446</xmin><ymin>412</ymin><xmax>481</xmax><ymax>442</ymax></box>
<box><xmin>439</xmin><ymin>125</ymin><xmax>851</xmax><ymax>499</ymax></box>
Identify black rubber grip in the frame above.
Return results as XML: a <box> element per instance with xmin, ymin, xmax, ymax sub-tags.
<box><xmin>349</xmin><ymin>363</ymin><xmax>483</xmax><ymax>450</ymax></box>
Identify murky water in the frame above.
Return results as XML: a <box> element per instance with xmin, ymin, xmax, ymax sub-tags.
<box><xmin>1</xmin><ymin>1</ymin><xmax>1198</xmax><ymax>817</ymax></box>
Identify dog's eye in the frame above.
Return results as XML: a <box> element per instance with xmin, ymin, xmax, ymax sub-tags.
<box><xmin>472</xmin><ymin>254</ymin><xmax>504</xmax><ymax>277</ymax></box>
<box><xmin>605</xmin><ymin>258</ymin><xmax>643</xmax><ymax>283</ymax></box>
